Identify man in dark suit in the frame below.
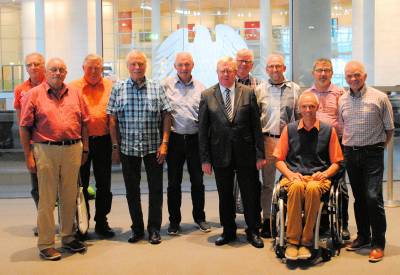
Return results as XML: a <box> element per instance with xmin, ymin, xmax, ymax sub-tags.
<box><xmin>198</xmin><ymin>56</ymin><xmax>266</xmax><ymax>248</ymax></box>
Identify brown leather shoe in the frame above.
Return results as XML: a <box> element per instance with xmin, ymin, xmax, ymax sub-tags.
<box><xmin>369</xmin><ymin>248</ymin><xmax>384</xmax><ymax>263</ymax></box>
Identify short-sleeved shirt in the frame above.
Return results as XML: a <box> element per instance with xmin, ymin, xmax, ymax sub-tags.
<box><xmin>162</xmin><ymin>75</ymin><xmax>205</xmax><ymax>135</ymax></box>
<box><xmin>338</xmin><ymin>85</ymin><xmax>394</xmax><ymax>146</ymax></box>
<box><xmin>255</xmin><ymin>80</ymin><xmax>301</xmax><ymax>135</ymax></box>
<box><xmin>305</xmin><ymin>83</ymin><xmax>344</xmax><ymax>137</ymax></box>
<box><xmin>19</xmin><ymin>82</ymin><xmax>89</xmax><ymax>143</ymax></box>
<box><xmin>106</xmin><ymin>77</ymin><xmax>172</xmax><ymax>157</ymax></box>
<box><xmin>69</xmin><ymin>77</ymin><xmax>112</xmax><ymax>136</ymax></box>
<box><xmin>274</xmin><ymin>119</ymin><xmax>343</xmax><ymax>165</ymax></box>
<box><xmin>14</xmin><ymin>79</ymin><xmax>44</xmax><ymax>110</ymax></box>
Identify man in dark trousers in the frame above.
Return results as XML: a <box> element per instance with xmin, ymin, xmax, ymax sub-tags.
<box><xmin>198</xmin><ymin>56</ymin><xmax>266</xmax><ymax>248</ymax></box>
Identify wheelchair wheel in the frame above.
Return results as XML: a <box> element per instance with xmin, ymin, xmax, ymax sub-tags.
<box><xmin>321</xmin><ymin>248</ymin><xmax>332</xmax><ymax>262</ymax></box>
<box><xmin>329</xmin><ymin>184</ymin><xmax>343</xmax><ymax>255</ymax></box>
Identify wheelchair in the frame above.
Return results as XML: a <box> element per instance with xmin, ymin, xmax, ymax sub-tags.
<box><xmin>270</xmin><ymin>169</ymin><xmax>346</xmax><ymax>263</ymax></box>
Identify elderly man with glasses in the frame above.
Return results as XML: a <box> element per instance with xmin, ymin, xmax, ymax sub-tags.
<box><xmin>14</xmin><ymin>53</ymin><xmax>46</xmax><ymax>236</ymax></box>
<box><xmin>20</xmin><ymin>58</ymin><xmax>89</xmax><ymax>260</ymax></box>
<box><xmin>254</xmin><ymin>53</ymin><xmax>301</xmax><ymax>238</ymax></box>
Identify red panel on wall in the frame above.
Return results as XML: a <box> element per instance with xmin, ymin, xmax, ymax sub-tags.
<box><xmin>244</xmin><ymin>21</ymin><xmax>260</xmax><ymax>40</ymax></box>
<box><xmin>118</xmin><ymin>11</ymin><xmax>132</xmax><ymax>33</ymax></box>
<box><xmin>177</xmin><ymin>24</ymin><xmax>196</xmax><ymax>41</ymax></box>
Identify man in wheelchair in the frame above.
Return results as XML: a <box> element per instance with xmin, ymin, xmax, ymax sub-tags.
<box><xmin>273</xmin><ymin>92</ymin><xmax>344</xmax><ymax>260</ymax></box>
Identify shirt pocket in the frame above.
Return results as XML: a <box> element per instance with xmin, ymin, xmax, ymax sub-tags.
<box><xmin>146</xmin><ymin>98</ymin><xmax>159</xmax><ymax>113</ymax></box>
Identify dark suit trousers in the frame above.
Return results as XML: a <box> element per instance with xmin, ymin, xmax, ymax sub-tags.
<box><xmin>214</xmin><ymin>164</ymin><xmax>259</xmax><ymax>237</ymax></box>
<box><xmin>166</xmin><ymin>132</ymin><xmax>206</xmax><ymax>225</ymax></box>
<box><xmin>344</xmin><ymin>145</ymin><xmax>386</xmax><ymax>249</ymax></box>
<box><xmin>121</xmin><ymin>153</ymin><xmax>163</xmax><ymax>234</ymax></box>
<box><xmin>80</xmin><ymin>135</ymin><xmax>112</xmax><ymax>225</ymax></box>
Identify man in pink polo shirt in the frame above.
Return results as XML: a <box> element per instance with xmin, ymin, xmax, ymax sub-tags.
<box><xmin>304</xmin><ymin>58</ymin><xmax>350</xmax><ymax>240</ymax></box>
<box><xmin>20</xmin><ymin>58</ymin><xmax>89</xmax><ymax>261</ymax></box>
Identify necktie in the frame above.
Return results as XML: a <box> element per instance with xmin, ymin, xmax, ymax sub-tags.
<box><xmin>225</xmin><ymin>88</ymin><xmax>233</xmax><ymax>121</ymax></box>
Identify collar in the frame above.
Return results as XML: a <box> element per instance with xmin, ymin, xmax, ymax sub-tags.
<box><xmin>310</xmin><ymin>83</ymin><xmax>335</xmax><ymax>93</ymax></box>
<box><xmin>219</xmin><ymin>83</ymin><xmax>235</xmax><ymax>93</ymax></box>
<box><xmin>28</xmin><ymin>77</ymin><xmax>45</xmax><ymax>88</ymax></box>
<box><xmin>267</xmin><ymin>78</ymin><xmax>288</xmax><ymax>88</ymax></box>
<box><xmin>175</xmin><ymin>75</ymin><xmax>193</xmax><ymax>86</ymax></box>
<box><xmin>128</xmin><ymin>77</ymin><xmax>146</xmax><ymax>89</ymax></box>
<box><xmin>82</xmin><ymin>77</ymin><xmax>104</xmax><ymax>88</ymax></box>
<box><xmin>298</xmin><ymin>119</ymin><xmax>320</xmax><ymax>131</ymax></box>
<box><xmin>349</xmin><ymin>85</ymin><xmax>367</xmax><ymax>98</ymax></box>
<box><xmin>44</xmin><ymin>81</ymin><xmax>68</xmax><ymax>97</ymax></box>
<box><xmin>236</xmin><ymin>75</ymin><xmax>250</xmax><ymax>84</ymax></box>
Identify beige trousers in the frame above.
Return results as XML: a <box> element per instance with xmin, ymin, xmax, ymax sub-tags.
<box><xmin>280</xmin><ymin>176</ymin><xmax>331</xmax><ymax>246</ymax></box>
<box><xmin>33</xmin><ymin>142</ymin><xmax>82</xmax><ymax>250</ymax></box>
<box><xmin>260</xmin><ymin>136</ymin><xmax>278</xmax><ymax>218</ymax></box>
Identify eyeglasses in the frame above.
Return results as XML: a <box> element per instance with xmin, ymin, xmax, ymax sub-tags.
<box><xmin>237</xmin><ymin>59</ymin><xmax>253</xmax><ymax>65</ymax></box>
<box><xmin>85</xmin><ymin>66</ymin><xmax>103</xmax><ymax>72</ymax></box>
<box><xmin>314</xmin><ymin>68</ymin><xmax>332</xmax><ymax>74</ymax></box>
<box><xmin>175</xmin><ymin>63</ymin><xmax>192</xmax><ymax>68</ymax></box>
<box><xmin>128</xmin><ymin>62</ymin><xmax>145</xmax><ymax>68</ymax></box>
<box><xmin>267</xmin><ymin>64</ymin><xmax>283</xmax><ymax>69</ymax></box>
<box><xmin>218</xmin><ymin>69</ymin><xmax>235</xmax><ymax>74</ymax></box>
<box><xmin>48</xmin><ymin>67</ymin><xmax>67</xmax><ymax>74</ymax></box>
<box><xmin>26</xmin><ymin>62</ymin><xmax>43</xmax><ymax>68</ymax></box>
<box><xmin>346</xmin><ymin>73</ymin><xmax>363</xmax><ymax>79</ymax></box>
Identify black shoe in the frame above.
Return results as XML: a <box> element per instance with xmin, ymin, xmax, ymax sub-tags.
<box><xmin>215</xmin><ymin>234</ymin><xmax>236</xmax><ymax>246</ymax></box>
<box><xmin>342</xmin><ymin>227</ymin><xmax>351</xmax><ymax>241</ymax></box>
<box><xmin>247</xmin><ymin>233</ymin><xmax>264</xmax><ymax>248</ymax></box>
<box><xmin>39</xmin><ymin>247</ymin><xmax>61</xmax><ymax>261</ymax></box>
<box><xmin>167</xmin><ymin>223</ymin><xmax>180</xmax><ymax>235</ymax></box>
<box><xmin>128</xmin><ymin>231</ymin><xmax>144</xmax><ymax>243</ymax></box>
<box><xmin>75</xmin><ymin>231</ymin><xmax>89</xmax><ymax>241</ymax></box>
<box><xmin>63</xmin><ymin>239</ymin><xmax>86</xmax><ymax>253</ymax></box>
<box><xmin>260</xmin><ymin>219</ymin><xmax>271</xmax><ymax>238</ymax></box>
<box><xmin>33</xmin><ymin>227</ymin><xmax>38</xmax><ymax>237</ymax></box>
<box><xmin>346</xmin><ymin>236</ymin><xmax>371</xmax><ymax>251</ymax></box>
<box><xmin>196</xmin><ymin>221</ymin><xmax>211</xmax><ymax>233</ymax></box>
<box><xmin>95</xmin><ymin>223</ymin><xmax>115</xmax><ymax>238</ymax></box>
<box><xmin>149</xmin><ymin>231</ymin><xmax>161</xmax><ymax>245</ymax></box>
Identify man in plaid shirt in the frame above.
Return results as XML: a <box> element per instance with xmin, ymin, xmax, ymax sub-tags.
<box><xmin>107</xmin><ymin>50</ymin><xmax>172</xmax><ymax>245</ymax></box>
<box><xmin>339</xmin><ymin>60</ymin><xmax>394</xmax><ymax>263</ymax></box>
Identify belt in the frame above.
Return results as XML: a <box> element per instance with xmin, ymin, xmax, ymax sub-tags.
<box><xmin>344</xmin><ymin>142</ymin><xmax>384</xmax><ymax>151</ymax></box>
<box><xmin>172</xmin><ymin>132</ymin><xmax>197</xmax><ymax>140</ymax></box>
<box><xmin>89</xmin><ymin>135</ymin><xmax>109</xmax><ymax>140</ymax></box>
<box><xmin>263</xmin><ymin>132</ymin><xmax>280</xmax><ymax>139</ymax></box>
<box><xmin>40</xmin><ymin>139</ymin><xmax>81</xmax><ymax>146</ymax></box>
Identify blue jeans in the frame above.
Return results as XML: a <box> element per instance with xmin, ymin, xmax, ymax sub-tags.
<box><xmin>344</xmin><ymin>144</ymin><xmax>386</xmax><ymax>249</ymax></box>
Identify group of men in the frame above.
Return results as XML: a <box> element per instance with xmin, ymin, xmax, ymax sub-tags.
<box><xmin>16</xmin><ymin>48</ymin><xmax>393</xmax><ymax>264</ymax></box>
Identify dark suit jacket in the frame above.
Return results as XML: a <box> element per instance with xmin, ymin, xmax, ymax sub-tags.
<box><xmin>198</xmin><ymin>82</ymin><xmax>264</xmax><ymax>168</ymax></box>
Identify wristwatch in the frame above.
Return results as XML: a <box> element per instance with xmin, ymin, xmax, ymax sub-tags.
<box><xmin>112</xmin><ymin>144</ymin><xmax>119</xmax><ymax>150</ymax></box>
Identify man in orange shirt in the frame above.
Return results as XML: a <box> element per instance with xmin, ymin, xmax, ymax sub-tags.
<box><xmin>274</xmin><ymin>92</ymin><xmax>343</xmax><ymax>261</ymax></box>
<box><xmin>70</xmin><ymin>54</ymin><xmax>114</xmax><ymax>238</ymax></box>
<box><xmin>14</xmin><ymin>52</ymin><xmax>45</xmax><ymax>235</ymax></box>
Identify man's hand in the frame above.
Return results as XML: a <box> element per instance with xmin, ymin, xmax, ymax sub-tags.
<box><xmin>311</xmin><ymin>171</ymin><xmax>328</xmax><ymax>181</ymax></box>
<box><xmin>112</xmin><ymin>148</ymin><xmax>120</xmax><ymax>164</ymax></box>
<box><xmin>256</xmin><ymin>159</ymin><xmax>267</xmax><ymax>170</ymax></box>
<box><xmin>156</xmin><ymin>143</ymin><xmax>168</xmax><ymax>164</ymax></box>
<box><xmin>202</xmin><ymin>163</ymin><xmax>212</xmax><ymax>175</ymax></box>
<box><xmin>25</xmin><ymin>151</ymin><xmax>36</xmax><ymax>173</ymax></box>
<box><xmin>288</xmin><ymin>171</ymin><xmax>304</xmax><ymax>182</ymax></box>
<box><xmin>81</xmin><ymin>151</ymin><xmax>89</xmax><ymax>166</ymax></box>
